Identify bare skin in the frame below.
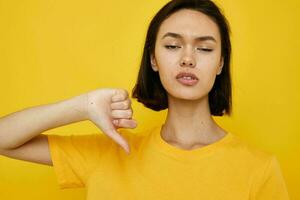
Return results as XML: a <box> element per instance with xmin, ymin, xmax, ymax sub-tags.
<box><xmin>0</xmin><ymin>88</ymin><xmax>137</xmax><ymax>156</ymax></box>
<box><xmin>150</xmin><ymin>9</ymin><xmax>228</xmax><ymax>150</ymax></box>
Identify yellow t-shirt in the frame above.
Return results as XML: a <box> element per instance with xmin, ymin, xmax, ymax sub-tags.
<box><xmin>47</xmin><ymin>124</ymin><xmax>290</xmax><ymax>200</ymax></box>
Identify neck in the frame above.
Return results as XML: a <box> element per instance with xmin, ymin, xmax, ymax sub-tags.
<box><xmin>161</xmin><ymin>95</ymin><xmax>226</xmax><ymax>148</ymax></box>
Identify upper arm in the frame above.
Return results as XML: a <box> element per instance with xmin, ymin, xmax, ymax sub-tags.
<box><xmin>251</xmin><ymin>156</ymin><xmax>290</xmax><ymax>200</ymax></box>
<box><xmin>0</xmin><ymin>134</ymin><xmax>53</xmax><ymax>166</ymax></box>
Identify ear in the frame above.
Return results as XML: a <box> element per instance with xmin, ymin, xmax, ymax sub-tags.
<box><xmin>150</xmin><ymin>54</ymin><xmax>158</xmax><ymax>72</ymax></box>
<box><xmin>217</xmin><ymin>57</ymin><xmax>224</xmax><ymax>75</ymax></box>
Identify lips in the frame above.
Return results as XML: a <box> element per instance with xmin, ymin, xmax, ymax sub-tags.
<box><xmin>176</xmin><ymin>72</ymin><xmax>199</xmax><ymax>80</ymax></box>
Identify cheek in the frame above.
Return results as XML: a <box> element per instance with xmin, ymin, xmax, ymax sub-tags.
<box><xmin>197</xmin><ymin>60</ymin><xmax>219</xmax><ymax>88</ymax></box>
<box><xmin>156</xmin><ymin>47</ymin><xmax>178</xmax><ymax>66</ymax></box>
<box><xmin>197</xmin><ymin>51</ymin><xmax>222</xmax><ymax>74</ymax></box>
<box><xmin>155</xmin><ymin>50</ymin><xmax>177</xmax><ymax>79</ymax></box>
<box><xmin>157</xmin><ymin>66</ymin><xmax>174</xmax><ymax>87</ymax></box>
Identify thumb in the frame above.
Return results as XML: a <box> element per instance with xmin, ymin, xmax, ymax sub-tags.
<box><xmin>94</xmin><ymin>116</ymin><xmax>130</xmax><ymax>154</ymax></box>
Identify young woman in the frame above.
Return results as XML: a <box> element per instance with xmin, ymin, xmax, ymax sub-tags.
<box><xmin>0</xmin><ymin>0</ymin><xmax>289</xmax><ymax>199</ymax></box>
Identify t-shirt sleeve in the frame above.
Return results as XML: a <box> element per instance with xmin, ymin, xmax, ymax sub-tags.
<box><xmin>47</xmin><ymin>133</ymin><xmax>112</xmax><ymax>189</ymax></box>
<box><xmin>251</xmin><ymin>155</ymin><xmax>290</xmax><ymax>200</ymax></box>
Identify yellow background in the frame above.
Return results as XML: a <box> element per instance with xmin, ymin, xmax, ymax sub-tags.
<box><xmin>0</xmin><ymin>0</ymin><xmax>299</xmax><ymax>199</ymax></box>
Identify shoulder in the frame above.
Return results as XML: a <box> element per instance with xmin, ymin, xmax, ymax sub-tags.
<box><xmin>227</xmin><ymin>132</ymin><xmax>275</xmax><ymax>168</ymax></box>
<box><xmin>48</xmin><ymin>132</ymin><xmax>112</xmax><ymax>148</ymax></box>
<box><xmin>225</xmin><ymin>132</ymin><xmax>284</xmax><ymax>190</ymax></box>
<box><xmin>117</xmin><ymin>127</ymin><xmax>154</xmax><ymax>149</ymax></box>
<box><xmin>229</xmin><ymin>134</ymin><xmax>291</xmax><ymax>199</ymax></box>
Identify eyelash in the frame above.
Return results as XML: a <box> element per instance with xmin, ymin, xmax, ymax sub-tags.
<box><xmin>164</xmin><ymin>45</ymin><xmax>213</xmax><ymax>52</ymax></box>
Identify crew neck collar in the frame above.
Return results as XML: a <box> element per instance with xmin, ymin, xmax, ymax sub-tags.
<box><xmin>149</xmin><ymin>123</ymin><xmax>234</xmax><ymax>162</ymax></box>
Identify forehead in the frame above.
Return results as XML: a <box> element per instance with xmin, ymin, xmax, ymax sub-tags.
<box><xmin>157</xmin><ymin>9</ymin><xmax>220</xmax><ymax>41</ymax></box>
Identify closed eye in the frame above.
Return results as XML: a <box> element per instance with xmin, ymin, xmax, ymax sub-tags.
<box><xmin>164</xmin><ymin>45</ymin><xmax>180</xmax><ymax>49</ymax></box>
<box><xmin>197</xmin><ymin>48</ymin><xmax>213</xmax><ymax>52</ymax></box>
<box><xmin>165</xmin><ymin>45</ymin><xmax>213</xmax><ymax>52</ymax></box>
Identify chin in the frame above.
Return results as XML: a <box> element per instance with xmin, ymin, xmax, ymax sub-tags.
<box><xmin>167</xmin><ymin>90</ymin><xmax>207</xmax><ymax>101</ymax></box>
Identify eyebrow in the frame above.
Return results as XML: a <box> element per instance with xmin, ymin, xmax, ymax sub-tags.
<box><xmin>161</xmin><ymin>32</ymin><xmax>217</xmax><ymax>43</ymax></box>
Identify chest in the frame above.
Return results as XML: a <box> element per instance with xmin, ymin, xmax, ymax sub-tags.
<box><xmin>85</xmin><ymin>154</ymin><xmax>253</xmax><ymax>200</ymax></box>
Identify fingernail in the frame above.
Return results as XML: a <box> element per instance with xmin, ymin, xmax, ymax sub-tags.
<box><xmin>132</xmin><ymin>122</ymin><xmax>137</xmax><ymax>127</ymax></box>
<box><xmin>124</xmin><ymin>146</ymin><xmax>130</xmax><ymax>155</ymax></box>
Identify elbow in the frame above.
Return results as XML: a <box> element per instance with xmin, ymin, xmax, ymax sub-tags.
<box><xmin>0</xmin><ymin>146</ymin><xmax>8</xmax><ymax>155</ymax></box>
<box><xmin>0</xmin><ymin>140</ymin><xmax>20</xmax><ymax>150</ymax></box>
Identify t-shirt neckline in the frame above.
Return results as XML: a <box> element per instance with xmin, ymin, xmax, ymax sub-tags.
<box><xmin>149</xmin><ymin>123</ymin><xmax>234</xmax><ymax>161</ymax></box>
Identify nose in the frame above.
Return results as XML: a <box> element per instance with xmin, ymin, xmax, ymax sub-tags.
<box><xmin>180</xmin><ymin>48</ymin><xmax>196</xmax><ymax>68</ymax></box>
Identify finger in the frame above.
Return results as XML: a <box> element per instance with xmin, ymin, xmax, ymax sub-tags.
<box><xmin>102</xmin><ymin>125</ymin><xmax>130</xmax><ymax>154</ymax></box>
<box><xmin>111</xmin><ymin>100</ymin><xmax>131</xmax><ymax>110</ymax></box>
<box><xmin>111</xmin><ymin>109</ymin><xmax>133</xmax><ymax>119</ymax></box>
<box><xmin>113</xmin><ymin>118</ymin><xmax>137</xmax><ymax>129</ymax></box>
<box><xmin>93</xmin><ymin>117</ymin><xmax>130</xmax><ymax>154</ymax></box>
<box><xmin>111</xmin><ymin>89</ymin><xmax>129</xmax><ymax>102</ymax></box>
<box><xmin>118</xmin><ymin>89</ymin><xmax>129</xmax><ymax>99</ymax></box>
<box><xmin>111</xmin><ymin>95</ymin><xmax>125</xmax><ymax>103</ymax></box>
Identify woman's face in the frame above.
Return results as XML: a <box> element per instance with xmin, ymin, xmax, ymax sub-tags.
<box><xmin>151</xmin><ymin>9</ymin><xmax>223</xmax><ymax>101</ymax></box>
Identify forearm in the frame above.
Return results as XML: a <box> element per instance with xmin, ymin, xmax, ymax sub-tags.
<box><xmin>0</xmin><ymin>94</ymin><xmax>88</xmax><ymax>149</ymax></box>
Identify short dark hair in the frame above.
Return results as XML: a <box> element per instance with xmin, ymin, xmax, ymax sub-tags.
<box><xmin>132</xmin><ymin>0</ymin><xmax>232</xmax><ymax>116</ymax></box>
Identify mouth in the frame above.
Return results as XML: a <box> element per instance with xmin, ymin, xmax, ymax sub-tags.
<box><xmin>175</xmin><ymin>72</ymin><xmax>199</xmax><ymax>86</ymax></box>
<box><xmin>176</xmin><ymin>72</ymin><xmax>198</xmax><ymax>80</ymax></box>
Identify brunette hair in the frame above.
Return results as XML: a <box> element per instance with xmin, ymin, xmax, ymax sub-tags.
<box><xmin>132</xmin><ymin>0</ymin><xmax>232</xmax><ymax>116</ymax></box>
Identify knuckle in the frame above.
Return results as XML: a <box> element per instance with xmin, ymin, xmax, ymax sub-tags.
<box><xmin>123</xmin><ymin>89</ymin><xmax>129</xmax><ymax>95</ymax></box>
<box><xmin>119</xmin><ymin>88</ymin><xmax>126</xmax><ymax>93</ymax></box>
<box><xmin>127</xmin><ymin>109</ymin><xmax>132</xmax><ymax>116</ymax></box>
<box><xmin>120</xmin><ymin>89</ymin><xmax>128</xmax><ymax>97</ymax></box>
<box><xmin>111</xmin><ymin>110</ymin><xmax>117</xmax><ymax>116</ymax></box>
<box><xmin>123</xmin><ymin>101</ymin><xmax>129</xmax><ymax>108</ymax></box>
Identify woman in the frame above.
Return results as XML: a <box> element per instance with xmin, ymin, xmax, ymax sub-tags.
<box><xmin>0</xmin><ymin>0</ymin><xmax>289</xmax><ymax>199</ymax></box>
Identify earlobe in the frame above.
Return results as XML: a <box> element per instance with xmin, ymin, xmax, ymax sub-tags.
<box><xmin>150</xmin><ymin>54</ymin><xmax>158</xmax><ymax>72</ymax></box>
<box><xmin>217</xmin><ymin>57</ymin><xmax>224</xmax><ymax>75</ymax></box>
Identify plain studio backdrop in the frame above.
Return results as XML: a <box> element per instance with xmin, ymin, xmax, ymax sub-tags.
<box><xmin>0</xmin><ymin>0</ymin><xmax>299</xmax><ymax>199</ymax></box>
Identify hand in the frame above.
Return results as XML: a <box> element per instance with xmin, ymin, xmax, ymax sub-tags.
<box><xmin>85</xmin><ymin>88</ymin><xmax>137</xmax><ymax>154</ymax></box>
